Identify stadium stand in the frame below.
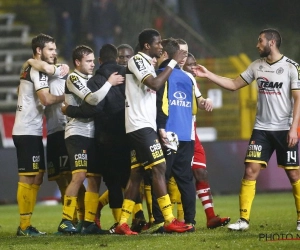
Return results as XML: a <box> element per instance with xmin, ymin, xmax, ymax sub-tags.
<box><xmin>0</xmin><ymin>13</ymin><xmax>31</xmax><ymax>112</ymax></box>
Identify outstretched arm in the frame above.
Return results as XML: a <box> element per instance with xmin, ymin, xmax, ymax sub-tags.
<box><xmin>27</xmin><ymin>59</ymin><xmax>69</xmax><ymax>77</ymax></box>
<box><xmin>192</xmin><ymin>64</ymin><xmax>247</xmax><ymax>91</ymax></box>
<box><xmin>288</xmin><ymin>90</ymin><xmax>300</xmax><ymax>148</ymax></box>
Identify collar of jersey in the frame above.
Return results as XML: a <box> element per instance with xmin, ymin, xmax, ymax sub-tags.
<box><xmin>138</xmin><ymin>52</ymin><xmax>153</xmax><ymax>65</ymax></box>
<box><xmin>74</xmin><ymin>69</ymin><xmax>89</xmax><ymax>80</ymax></box>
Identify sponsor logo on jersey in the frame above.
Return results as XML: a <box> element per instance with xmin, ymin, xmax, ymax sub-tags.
<box><xmin>70</xmin><ymin>75</ymin><xmax>86</xmax><ymax>91</ymax></box>
<box><xmin>169</xmin><ymin>91</ymin><xmax>191</xmax><ymax>107</ymax></box>
<box><xmin>133</xmin><ymin>56</ymin><xmax>146</xmax><ymax>72</ymax></box>
<box><xmin>257</xmin><ymin>77</ymin><xmax>282</xmax><ymax>95</ymax></box>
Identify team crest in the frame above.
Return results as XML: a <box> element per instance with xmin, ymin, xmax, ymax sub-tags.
<box><xmin>276</xmin><ymin>67</ymin><xmax>284</xmax><ymax>75</ymax></box>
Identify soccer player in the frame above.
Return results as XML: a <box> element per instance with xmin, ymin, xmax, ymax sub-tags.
<box><xmin>116</xmin><ymin>44</ymin><xmax>134</xmax><ymax>67</ymax></box>
<box><xmin>183</xmin><ymin>52</ymin><xmax>230</xmax><ymax>229</ymax></box>
<box><xmin>62</xmin><ymin>43</ymin><xmax>129</xmax><ymax>234</ymax></box>
<box><xmin>114</xmin><ymin>28</ymin><xmax>192</xmax><ymax>235</ymax></box>
<box><xmin>26</xmin><ymin>58</ymin><xmax>86</xmax><ymax>227</ymax></box>
<box><xmin>153</xmin><ymin>38</ymin><xmax>199</xmax><ymax>232</ymax></box>
<box><xmin>192</xmin><ymin>28</ymin><xmax>300</xmax><ymax>231</ymax></box>
<box><xmin>57</xmin><ymin>45</ymin><xmax>123</xmax><ymax>234</ymax></box>
<box><xmin>12</xmin><ymin>33</ymin><xmax>65</xmax><ymax>236</ymax></box>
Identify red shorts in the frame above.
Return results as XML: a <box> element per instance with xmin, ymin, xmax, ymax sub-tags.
<box><xmin>192</xmin><ymin>125</ymin><xmax>206</xmax><ymax>169</ymax></box>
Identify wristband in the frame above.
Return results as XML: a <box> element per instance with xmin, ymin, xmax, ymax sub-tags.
<box><xmin>52</xmin><ymin>65</ymin><xmax>60</xmax><ymax>76</ymax></box>
<box><xmin>167</xmin><ymin>59</ymin><xmax>177</xmax><ymax>69</ymax></box>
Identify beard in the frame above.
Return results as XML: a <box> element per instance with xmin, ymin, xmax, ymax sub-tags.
<box><xmin>259</xmin><ymin>45</ymin><xmax>271</xmax><ymax>58</ymax></box>
<box><xmin>41</xmin><ymin>54</ymin><xmax>54</xmax><ymax>64</ymax></box>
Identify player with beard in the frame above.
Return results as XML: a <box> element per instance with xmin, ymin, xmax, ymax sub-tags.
<box><xmin>13</xmin><ymin>33</ymin><xmax>65</xmax><ymax>236</ymax></box>
<box><xmin>192</xmin><ymin>28</ymin><xmax>300</xmax><ymax>231</ymax></box>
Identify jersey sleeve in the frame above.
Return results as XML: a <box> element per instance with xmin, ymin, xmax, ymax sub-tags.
<box><xmin>128</xmin><ymin>54</ymin><xmax>152</xmax><ymax>83</ymax></box>
<box><xmin>289</xmin><ymin>60</ymin><xmax>300</xmax><ymax>90</ymax></box>
<box><xmin>66</xmin><ymin>74</ymin><xmax>91</xmax><ymax>100</ymax></box>
<box><xmin>30</xmin><ymin>67</ymin><xmax>49</xmax><ymax>91</ymax></box>
<box><xmin>240</xmin><ymin>61</ymin><xmax>256</xmax><ymax>84</ymax></box>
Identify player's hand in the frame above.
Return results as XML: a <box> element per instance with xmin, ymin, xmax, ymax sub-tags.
<box><xmin>60</xmin><ymin>64</ymin><xmax>69</xmax><ymax>77</ymax></box>
<box><xmin>191</xmin><ymin>64</ymin><xmax>208</xmax><ymax>78</ymax></box>
<box><xmin>201</xmin><ymin>98</ymin><xmax>213</xmax><ymax>112</ymax></box>
<box><xmin>61</xmin><ymin>101</ymin><xmax>68</xmax><ymax>115</ymax></box>
<box><xmin>108</xmin><ymin>72</ymin><xmax>124</xmax><ymax>86</ymax></box>
<box><xmin>172</xmin><ymin>49</ymin><xmax>187</xmax><ymax>64</ymax></box>
<box><xmin>158</xmin><ymin>128</ymin><xmax>169</xmax><ymax>148</ymax></box>
<box><xmin>287</xmin><ymin>128</ymin><xmax>298</xmax><ymax>148</ymax></box>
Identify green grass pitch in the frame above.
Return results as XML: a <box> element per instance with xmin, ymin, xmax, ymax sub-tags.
<box><xmin>0</xmin><ymin>192</ymin><xmax>300</xmax><ymax>249</ymax></box>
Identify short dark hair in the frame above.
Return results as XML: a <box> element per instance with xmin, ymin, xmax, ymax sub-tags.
<box><xmin>161</xmin><ymin>38</ymin><xmax>179</xmax><ymax>58</ymax></box>
<box><xmin>187</xmin><ymin>52</ymin><xmax>195</xmax><ymax>58</ymax></box>
<box><xmin>31</xmin><ymin>33</ymin><xmax>55</xmax><ymax>55</ymax></box>
<box><xmin>72</xmin><ymin>45</ymin><xmax>93</xmax><ymax>67</ymax></box>
<box><xmin>138</xmin><ymin>28</ymin><xmax>160</xmax><ymax>50</ymax></box>
<box><xmin>260</xmin><ymin>28</ymin><xmax>282</xmax><ymax>48</ymax></box>
<box><xmin>176</xmin><ymin>38</ymin><xmax>187</xmax><ymax>45</ymax></box>
<box><xmin>100</xmin><ymin>44</ymin><xmax>118</xmax><ymax>62</ymax></box>
<box><xmin>117</xmin><ymin>44</ymin><xmax>134</xmax><ymax>52</ymax></box>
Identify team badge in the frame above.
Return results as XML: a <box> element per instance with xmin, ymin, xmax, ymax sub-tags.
<box><xmin>276</xmin><ymin>67</ymin><xmax>284</xmax><ymax>75</ymax></box>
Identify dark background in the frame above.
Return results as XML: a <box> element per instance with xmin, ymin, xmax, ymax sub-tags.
<box><xmin>190</xmin><ymin>0</ymin><xmax>300</xmax><ymax>61</ymax></box>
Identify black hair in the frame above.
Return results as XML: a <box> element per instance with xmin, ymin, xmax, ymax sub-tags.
<box><xmin>138</xmin><ymin>28</ymin><xmax>160</xmax><ymax>50</ymax></box>
<box><xmin>259</xmin><ymin>28</ymin><xmax>282</xmax><ymax>48</ymax></box>
<box><xmin>72</xmin><ymin>45</ymin><xmax>94</xmax><ymax>67</ymax></box>
<box><xmin>161</xmin><ymin>38</ymin><xmax>179</xmax><ymax>58</ymax></box>
<box><xmin>117</xmin><ymin>44</ymin><xmax>134</xmax><ymax>52</ymax></box>
<box><xmin>100</xmin><ymin>44</ymin><xmax>118</xmax><ymax>62</ymax></box>
<box><xmin>31</xmin><ymin>33</ymin><xmax>55</xmax><ymax>55</ymax></box>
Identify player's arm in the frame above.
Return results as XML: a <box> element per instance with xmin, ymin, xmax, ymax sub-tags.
<box><xmin>143</xmin><ymin>50</ymin><xmax>187</xmax><ymax>91</ymax></box>
<box><xmin>197</xmin><ymin>96</ymin><xmax>213</xmax><ymax>112</ymax></box>
<box><xmin>69</xmin><ymin>72</ymin><xmax>124</xmax><ymax>106</ymax></box>
<box><xmin>62</xmin><ymin>101</ymin><xmax>102</xmax><ymax>118</ymax></box>
<box><xmin>31</xmin><ymin>69</ymin><xmax>64</xmax><ymax>106</ymax></box>
<box><xmin>288</xmin><ymin>90</ymin><xmax>300</xmax><ymax>148</ymax></box>
<box><xmin>37</xmin><ymin>88</ymin><xmax>64</xmax><ymax>106</ymax></box>
<box><xmin>191</xmin><ymin>77</ymin><xmax>213</xmax><ymax>111</ymax></box>
<box><xmin>192</xmin><ymin>64</ymin><xmax>247</xmax><ymax>91</ymax></box>
<box><xmin>27</xmin><ymin>59</ymin><xmax>69</xmax><ymax>77</ymax></box>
